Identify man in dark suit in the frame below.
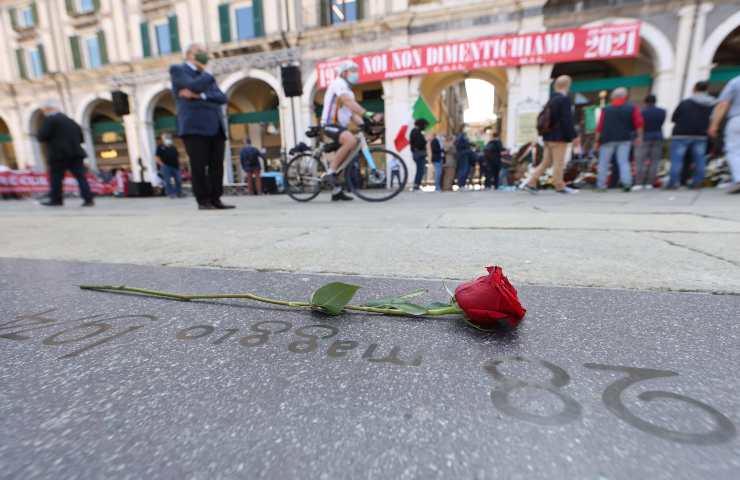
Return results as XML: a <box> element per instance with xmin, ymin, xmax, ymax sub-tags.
<box><xmin>36</xmin><ymin>101</ymin><xmax>94</xmax><ymax>207</ymax></box>
<box><xmin>170</xmin><ymin>44</ymin><xmax>234</xmax><ymax>210</ymax></box>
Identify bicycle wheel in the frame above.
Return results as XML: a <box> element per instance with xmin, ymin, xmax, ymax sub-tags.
<box><xmin>285</xmin><ymin>154</ymin><xmax>325</xmax><ymax>202</ymax></box>
<box><xmin>346</xmin><ymin>147</ymin><xmax>408</xmax><ymax>202</ymax></box>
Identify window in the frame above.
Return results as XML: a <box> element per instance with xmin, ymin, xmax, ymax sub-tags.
<box><xmin>330</xmin><ymin>0</ymin><xmax>357</xmax><ymax>24</ymax></box>
<box><xmin>155</xmin><ymin>23</ymin><xmax>173</xmax><ymax>55</ymax></box>
<box><xmin>86</xmin><ymin>36</ymin><xmax>102</xmax><ymax>68</ymax></box>
<box><xmin>78</xmin><ymin>0</ymin><xmax>95</xmax><ymax>14</ymax></box>
<box><xmin>235</xmin><ymin>4</ymin><xmax>255</xmax><ymax>40</ymax></box>
<box><xmin>17</xmin><ymin>6</ymin><xmax>35</xmax><ymax>28</ymax></box>
<box><xmin>28</xmin><ymin>48</ymin><xmax>43</xmax><ymax>78</ymax></box>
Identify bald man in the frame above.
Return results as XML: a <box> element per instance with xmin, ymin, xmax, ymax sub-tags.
<box><xmin>36</xmin><ymin>100</ymin><xmax>94</xmax><ymax>207</ymax></box>
<box><xmin>594</xmin><ymin>87</ymin><xmax>644</xmax><ymax>191</ymax></box>
<box><xmin>170</xmin><ymin>44</ymin><xmax>234</xmax><ymax>210</ymax></box>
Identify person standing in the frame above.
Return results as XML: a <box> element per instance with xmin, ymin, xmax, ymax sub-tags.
<box><xmin>594</xmin><ymin>87</ymin><xmax>644</xmax><ymax>192</ymax></box>
<box><xmin>709</xmin><ymin>75</ymin><xmax>740</xmax><ymax>194</ymax></box>
<box><xmin>484</xmin><ymin>131</ymin><xmax>503</xmax><ymax>190</ymax></box>
<box><xmin>410</xmin><ymin>119</ymin><xmax>429</xmax><ymax>190</ymax></box>
<box><xmin>430</xmin><ymin>133</ymin><xmax>445</xmax><ymax>191</ymax></box>
<box><xmin>667</xmin><ymin>81</ymin><xmax>715</xmax><ymax>190</ymax></box>
<box><xmin>455</xmin><ymin>130</ymin><xmax>472</xmax><ymax>189</ymax></box>
<box><xmin>634</xmin><ymin>94</ymin><xmax>666</xmax><ymax>190</ymax></box>
<box><xmin>240</xmin><ymin>139</ymin><xmax>265</xmax><ymax>195</ymax></box>
<box><xmin>156</xmin><ymin>133</ymin><xmax>183</xmax><ymax>198</ymax></box>
<box><xmin>36</xmin><ymin>100</ymin><xmax>94</xmax><ymax>207</ymax></box>
<box><xmin>170</xmin><ymin>44</ymin><xmax>234</xmax><ymax>210</ymax></box>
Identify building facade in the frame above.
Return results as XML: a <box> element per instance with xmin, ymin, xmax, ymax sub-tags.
<box><xmin>1</xmin><ymin>0</ymin><xmax>738</xmax><ymax>185</ymax></box>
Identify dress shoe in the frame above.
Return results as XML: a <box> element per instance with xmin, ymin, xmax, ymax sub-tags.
<box><xmin>40</xmin><ymin>200</ymin><xmax>63</xmax><ymax>207</ymax></box>
<box><xmin>82</xmin><ymin>200</ymin><xmax>95</xmax><ymax>207</ymax></box>
<box><xmin>212</xmin><ymin>201</ymin><xmax>235</xmax><ymax>209</ymax></box>
<box><xmin>198</xmin><ymin>203</ymin><xmax>216</xmax><ymax>210</ymax></box>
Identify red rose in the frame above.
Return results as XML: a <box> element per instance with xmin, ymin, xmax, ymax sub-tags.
<box><xmin>455</xmin><ymin>266</ymin><xmax>526</xmax><ymax>328</ymax></box>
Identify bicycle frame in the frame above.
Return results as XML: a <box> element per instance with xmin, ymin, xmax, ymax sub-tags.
<box><xmin>313</xmin><ymin>131</ymin><xmax>380</xmax><ymax>175</ymax></box>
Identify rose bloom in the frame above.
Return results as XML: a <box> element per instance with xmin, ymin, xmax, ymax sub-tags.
<box><xmin>454</xmin><ymin>266</ymin><xmax>526</xmax><ymax>328</ymax></box>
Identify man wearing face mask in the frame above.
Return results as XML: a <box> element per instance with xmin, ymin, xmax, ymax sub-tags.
<box><xmin>155</xmin><ymin>133</ymin><xmax>182</xmax><ymax>198</ymax></box>
<box><xmin>170</xmin><ymin>44</ymin><xmax>234</xmax><ymax>210</ymax></box>
<box><xmin>320</xmin><ymin>61</ymin><xmax>383</xmax><ymax>201</ymax></box>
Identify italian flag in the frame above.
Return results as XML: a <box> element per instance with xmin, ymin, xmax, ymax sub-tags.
<box><xmin>394</xmin><ymin>96</ymin><xmax>438</xmax><ymax>152</ymax></box>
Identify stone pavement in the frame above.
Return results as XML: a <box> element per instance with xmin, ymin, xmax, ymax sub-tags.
<box><xmin>1</xmin><ymin>258</ymin><xmax>738</xmax><ymax>480</ymax></box>
<box><xmin>1</xmin><ymin>188</ymin><xmax>739</xmax><ymax>293</ymax></box>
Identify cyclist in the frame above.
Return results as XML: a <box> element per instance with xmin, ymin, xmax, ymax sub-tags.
<box><xmin>320</xmin><ymin>60</ymin><xmax>382</xmax><ymax>201</ymax></box>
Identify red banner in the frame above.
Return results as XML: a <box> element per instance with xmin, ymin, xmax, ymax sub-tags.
<box><xmin>317</xmin><ymin>22</ymin><xmax>640</xmax><ymax>88</ymax></box>
<box><xmin>0</xmin><ymin>171</ymin><xmax>115</xmax><ymax>195</ymax></box>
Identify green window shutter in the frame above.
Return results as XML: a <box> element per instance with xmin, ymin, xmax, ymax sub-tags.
<box><xmin>97</xmin><ymin>30</ymin><xmax>109</xmax><ymax>65</ymax></box>
<box><xmin>70</xmin><ymin>36</ymin><xmax>82</xmax><ymax>69</ymax></box>
<box><xmin>218</xmin><ymin>3</ymin><xmax>231</xmax><ymax>43</ymax></box>
<box><xmin>357</xmin><ymin>0</ymin><xmax>364</xmax><ymax>20</ymax></box>
<box><xmin>253</xmin><ymin>0</ymin><xmax>264</xmax><ymax>37</ymax></box>
<box><xmin>168</xmin><ymin>15</ymin><xmax>180</xmax><ymax>53</ymax></box>
<box><xmin>31</xmin><ymin>2</ymin><xmax>38</xmax><ymax>26</ymax></box>
<box><xmin>140</xmin><ymin>22</ymin><xmax>151</xmax><ymax>58</ymax></box>
<box><xmin>93</xmin><ymin>0</ymin><xmax>101</xmax><ymax>12</ymax></box>
<box><xmin>38</xmin><ymin>44</ymin><xmax>47</xmax><ymax>74</ymax></box>
<box><xmin>16</xmin><ymin>49</ymin><xmax>28</xmax><ymax>79</ymax></box>
<box><xmin>9</xmin><ymin>7</ymin><xmax>18</xmax><ymax>30</ymax></box>
<box><xmin>65</xmin><ymin>0</ymin><xmax>75</xmax><ymax>15</ymax></box>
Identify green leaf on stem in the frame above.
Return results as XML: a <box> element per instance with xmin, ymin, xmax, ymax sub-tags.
<box><xmin>310</xmin><ymin>282</ymin><xmax>361</xmax><ymax>315</ymax></box>
<box><xmin>424</xmin><ymin>302</ymin><xmax>453</xmax><ymax>309</ymax></box>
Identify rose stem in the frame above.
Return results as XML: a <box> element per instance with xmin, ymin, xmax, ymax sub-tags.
<box><xmin>78</xmin><ymin>285</ymin><xmax>464</xmax><ymax>317</ymax></box>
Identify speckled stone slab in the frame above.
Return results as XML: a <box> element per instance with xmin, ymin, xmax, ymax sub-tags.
<box><xmin>1</xmin><ymin>258</ymin><xmax>738</xmax><ymax>480</ymax></box>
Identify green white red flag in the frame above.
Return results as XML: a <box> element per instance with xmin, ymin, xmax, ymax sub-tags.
<box><xmin>394</xmin><ymin>96</ymin><xmax>438</xmax><ymax>152</ymax></box>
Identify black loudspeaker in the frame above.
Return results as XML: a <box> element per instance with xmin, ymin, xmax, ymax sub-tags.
<box><xmin>281</xmin><ymin>65</ymin><xmax>303</xmax><ymax>97</ymax></box>
<box><xmin>111</xmin><ymin>90</ymin><xmax>130</xmax><ymax>116</ymax></box>
<box><xmin>126</xmin><ymin>181</ymin><xmax>154</xmax><ymax>197</ymax></box>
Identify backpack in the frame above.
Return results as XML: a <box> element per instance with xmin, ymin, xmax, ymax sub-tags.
<box><xmin>536</xmin><ymin>99</ymin><xmax>555</xmax><ymax>136</ymax></box>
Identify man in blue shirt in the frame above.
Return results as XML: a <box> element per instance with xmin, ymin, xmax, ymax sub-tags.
<box><xmin>709</xmin><ymin>75</ymin><xmax>740</xmax><ymax>194</ymax></box>
<box><xmin>634</xmin><ymin>94</ymin><xmax>666</xmax><ymax>190</ymax></box>
<box><xmin>170</xmin><ymin>44</ymin><xmax>234</xmax><ymax>210</ymax></box>
<box><xmin>239</xmin><ymin>139</ymin><xmax>265</xmax><ymax>195</ymax></box>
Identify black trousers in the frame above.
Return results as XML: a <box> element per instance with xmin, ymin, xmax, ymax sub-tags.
<box><xmin>49</xmin><ymin>157</ymin><xmax>93</xmax><ymax>203</ymax></box>
<box><xmin>182</xmin><ymin>134</ymin><xmax>226</xmax><ymax>205</ymax></box>
<box><xmin>485</xmin><ymin>158</ymin><xmax>501</xmax><ymax>189</ymax></box>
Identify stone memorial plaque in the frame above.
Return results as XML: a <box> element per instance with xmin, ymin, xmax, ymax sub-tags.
<box><xmin>1</xmin><ymin>259</ymin><xmax>738</xmax><ymax>479</ymax></box>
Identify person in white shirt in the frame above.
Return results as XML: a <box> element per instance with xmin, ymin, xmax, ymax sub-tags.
<box><xmin>320</xmin><ymin>60</ymin><xmax>382</xmax><ymax>201</ymax></box>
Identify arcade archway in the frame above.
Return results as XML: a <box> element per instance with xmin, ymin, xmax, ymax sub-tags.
<box><xmin>551</xmin><ymin>38</ymin><xmax>658</xmax><ymax>149</ymax></box>
<box><xmin>419</xmin><ymin>68</ymin><xmax>507</xmax><ymax>188</ymax></box>
<box><xmin>0</xmin><ymin>116</ymin><xmax>17</xmax><ymax>169</ymax></box>
<box><xmin>226</xmin><ymin>78</ymin><xmax>282</xmax><ymax>183</ymax></box>
<box><xmin>82</xmin><ymin>99</ymin><xmax>129</xmax><ymax>173</ymax></box>
<box><xmin>709</xmin><ymin>25</ymin><xmax>740</xmax><ymax>93</ymax></box>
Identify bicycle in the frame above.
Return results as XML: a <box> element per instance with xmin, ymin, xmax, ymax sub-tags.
<box><xmin>284</xmin><ymin>121</ymin><xmax>408</xmax><ymax>202</ymax></box>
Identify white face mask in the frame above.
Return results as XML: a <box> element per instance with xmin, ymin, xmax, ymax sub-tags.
<box><xmin>163</xmin><ymin>138</ymin><xmax>173</xmax><ymax>146</ymax></box>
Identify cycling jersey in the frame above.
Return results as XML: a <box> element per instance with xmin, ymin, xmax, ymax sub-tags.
<box><xmin>321</xmin><ymin>77</ymin><xmax>355</xmax><ymax>128</ymax></box>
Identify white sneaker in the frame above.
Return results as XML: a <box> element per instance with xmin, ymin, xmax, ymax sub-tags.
<box><xmin>632</xmin><ymin>185</ymin><xmax>643</xmax><ymax>191</ymax></box>
<box><xmin>557</xmin><ymin>186</ymin><xmax>579</xmax><ymax>194</ymax></box>
<box><xmin>644</xmin><ymin>185</ymin><xmax>654</xmax><ymax>190</ymax></box>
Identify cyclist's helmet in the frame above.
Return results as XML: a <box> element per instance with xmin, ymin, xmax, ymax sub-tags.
<box><xmin>337</xmin><ymin>60</ymin><xmax>359</xmax><ymax>75</ymax></box>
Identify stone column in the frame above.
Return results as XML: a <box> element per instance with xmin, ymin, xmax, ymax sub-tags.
<box><xmin>683</xmin><ymin>3</ymin><xmax>715</xmax><ymax>98</ymax></box>
<box><xmin>383</xmin><ymin>77</ymin><xmax>413</xmax><ymax>186</ymax></box>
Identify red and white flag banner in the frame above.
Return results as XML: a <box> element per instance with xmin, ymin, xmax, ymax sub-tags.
<box><xmin>0</xmin><ymin>171</ymin><xmax>115</xmax><ymax>195</ymax></box>
<box><xmin>317</xmin><ymin>22</ymin><xmax>641</xmax><ymax>89</ymax></box>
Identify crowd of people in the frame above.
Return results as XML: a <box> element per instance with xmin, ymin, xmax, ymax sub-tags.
<box><xmin>21</xmin><ymin>46</ymin><xmax>740</xmax><ymax>207</ymax></box>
